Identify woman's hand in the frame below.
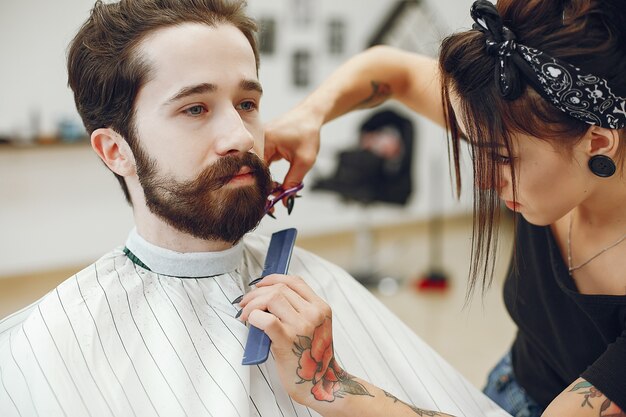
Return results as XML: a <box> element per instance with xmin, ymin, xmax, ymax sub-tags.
<box><xmin>238</xmin><ymin>275</ymin><xmax>457</xmax><ymax>417</ymax></box>
<box><xmin>238</xmin><ymin>274</ymin><xmax>362</xmax><ymax>408</ymax></box>
<box><xmin>264</xmin><ymin>106</ymin><xmax>322</xmax><ymax>191</ymax></box>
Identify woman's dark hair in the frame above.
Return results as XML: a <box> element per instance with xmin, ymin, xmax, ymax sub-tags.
<box><xmin>438</xmin><ymin>0</ymin><xmax>626</xmax><ymax>298</ymax></box>
<box><xmin>67</xmin><ymin>0</ymin><xmax>259</xmax><ymax>204</ymax></box>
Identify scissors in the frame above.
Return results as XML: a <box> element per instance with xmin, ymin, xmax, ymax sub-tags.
<box><xmin>265</xmin><ymin>183</ymin><xmax>304</xmax><ymax>217</ymax></box>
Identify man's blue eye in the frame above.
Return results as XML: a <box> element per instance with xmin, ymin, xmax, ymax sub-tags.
<box><xmin>239</xmin><ymin>101</ymin><xmax>257</xmax><ymax>111</ymax></box>
<box><xmin>185</xmin><ymin>105</ymin><xmax>205</xmax><ymax>116</ymax></box>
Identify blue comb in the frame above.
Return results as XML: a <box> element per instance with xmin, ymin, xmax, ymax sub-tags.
<box><xmin>242</xmin><ymin>228</ymin><xmax>298</xmax><ymax>365</ymax></box>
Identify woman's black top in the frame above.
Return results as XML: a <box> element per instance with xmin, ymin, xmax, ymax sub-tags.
<box><xmin>503</xmin><ymin>215</ymin><xmax>626</xmax><ymax>410</ymax></box>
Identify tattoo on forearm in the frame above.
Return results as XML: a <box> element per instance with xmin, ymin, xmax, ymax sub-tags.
<box><xmin>570</xmin><ymin>381</ymin><xmax>625</xmax><ymax>416</ymax></box>
<box><xmin>353</xmin><ymin>81</ymin><xmax>392</xmax><ymax>110</ymax></box>
<box><xmin>293</xmin><ymin>319</ymin><xmax>373</xmax><ymax>402</ymax></box>
<box><xmin>384</xmin><ymin>391</ymin><xmax>448</xmax><ymax>416</ymax></box>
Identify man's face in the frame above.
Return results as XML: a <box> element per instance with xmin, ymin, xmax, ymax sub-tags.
<box><xmin>130</xmin><ymin>23</ymin><xmax>271</xmax><ymax>243</ymax></box>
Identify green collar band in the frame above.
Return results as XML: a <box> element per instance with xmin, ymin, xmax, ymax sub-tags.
<box><xmin>123</xmin><ymin>247</ymin><xmax>151</xmax><ymax>271</ymax></box>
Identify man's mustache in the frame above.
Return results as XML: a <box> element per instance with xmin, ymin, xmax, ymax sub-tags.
<box><xmin>180</xmin><ymin>152</ymin><xmax>271</xmax><ymax>194</ymax></box>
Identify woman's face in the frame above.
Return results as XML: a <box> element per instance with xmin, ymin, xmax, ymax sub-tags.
<box><xmin>488</xmin><ymin>132</ymin><xmax>592</xmax><ymax>226</ymax></box>
<box><xmin>450</xmin><ymin>94</ymin><xmax>595</xmax><ymax>226</ymax></box>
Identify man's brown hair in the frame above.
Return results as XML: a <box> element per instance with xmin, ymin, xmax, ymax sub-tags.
<box><xmin>67</xmin><ymin>0</ymin><xmax>259</xmax><ymax>203</ymax></box>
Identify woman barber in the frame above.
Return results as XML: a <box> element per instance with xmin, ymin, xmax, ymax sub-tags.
<box><xmin>238</xmin><ymin>0</ymin><xmax>626</xmax><ymax>416</ymax></box>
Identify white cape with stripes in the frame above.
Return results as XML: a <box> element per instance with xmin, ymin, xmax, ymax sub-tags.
<box><xmin>0</xmin><ymin>233</ymin><xmax>509</xmax><ymax>417</ymax></box>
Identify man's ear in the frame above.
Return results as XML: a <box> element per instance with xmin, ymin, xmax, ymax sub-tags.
<box><xmin>585</xmin><ymin>126</ymin><xmax>620</xmax><ymax>158</ymax></box>
<box><xmin>91</xmin><ymin>128</ymin><xmax>136</xmax><ymax>176</ymax></box>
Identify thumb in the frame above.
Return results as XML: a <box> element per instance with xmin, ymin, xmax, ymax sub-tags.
<box><xmin>264</xmin><ymin>141</ymin><xmax>278</xmax><ymax>163</ymax></box>
<box><xmin>247</xmin><ymin>310</ymin><xmax>290</xmax><ymax>346</ymax></box>
<box><xmin>282</xmin><ymin>157</ymin><xmax>313</xmax><ymax>190</ymax></box>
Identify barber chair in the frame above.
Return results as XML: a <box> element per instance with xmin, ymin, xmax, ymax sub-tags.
<box><xmin>313</xmin><ymin>109</ymin><xmax>414</xmax><ymax>287</ymax></box>
<box><xmin>314</xmin><ymin>109</ymin><xmax>413</xmax><ymax>205</ymax></box>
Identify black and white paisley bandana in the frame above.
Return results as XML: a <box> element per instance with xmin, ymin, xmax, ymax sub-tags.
<box><xmin>470</xmin><ymin>0</ymin><xmax>626</xmax><ymax>129</ymax></box>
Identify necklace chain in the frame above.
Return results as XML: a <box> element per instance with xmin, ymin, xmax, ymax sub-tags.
<box><xmin>567</xmin><ymin>214</ymin><xmax>626</xmax><ymax>273</ymax></box>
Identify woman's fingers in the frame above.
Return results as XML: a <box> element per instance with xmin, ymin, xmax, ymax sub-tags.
<box><xmin>280</xmin><ymin>150</ymin><xmax>316</xmax><ymax>191</ymax></box>
<box><xmin>239</xmin><ymin>275</ymin><xmax>332</xmax><ymax>336</ymax></box>
<box><xmin>246</xmin><ymin>309</ymin><xmax>291</xmax><ymax>345</ymax></box>
<box><xmin>252</xmin><ymin>274</ymin><xmax>323</xmax><ymax>305</ymax></box>
<box><xmin>238</xmin><ymin>286</ymin><xmax>299</xmax><ymax>323</ymax></box>
<box><xmin>263</xmin><ymin>110</ymin><xmax>321</xmax><ymax>190</ymax></box>
<box><xmin>254</xmin><ymin>275</ymin><xmax>332</xmax><ymax>325</ymax></box>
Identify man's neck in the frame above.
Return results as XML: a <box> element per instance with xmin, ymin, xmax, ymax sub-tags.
<box><xmin>124</xmin><ymin>228</ymin><xmax>244</xmax><ymax>278</ymax></box>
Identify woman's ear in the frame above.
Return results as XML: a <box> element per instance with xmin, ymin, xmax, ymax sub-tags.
<box><xmin>585</xmin><ymin>125</ymin><xmax>620</xmax><ymax>158</ymax></box>
<box><xmin>582</xmin><ymin>126</ymin><xmax>620</xmax><ymax>178</ymax></box>
<box><xmin>91</xmin><ymin>128</ymin><xmax>136</xmax><ymax>176</ymax></box>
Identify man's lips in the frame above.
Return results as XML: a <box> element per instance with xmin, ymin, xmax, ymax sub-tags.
<box><xmin>235</xmin><ymin>166</ymin><xmax>252</xmax><ymax>176</ymax></box>
<box><xmin>226</xmin><ymin>166</ymin><xmax>255</xmax><ymax>183</ymax></box>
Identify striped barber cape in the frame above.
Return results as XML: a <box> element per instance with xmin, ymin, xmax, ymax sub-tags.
<box><xmin>0</xmin><ymin>230</ymin><xmax>509</xmax><ymax>417</ymax></box>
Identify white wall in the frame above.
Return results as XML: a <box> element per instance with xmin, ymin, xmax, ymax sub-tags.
<box><xmin>0</xmin><ymin>0</ymin><xmax>477</xmax><ymax>276</ymax></box>
<box><xmin>0</xmin><ymin>0</ymin><xmax>95</xmax><ymax>137</ymax></box>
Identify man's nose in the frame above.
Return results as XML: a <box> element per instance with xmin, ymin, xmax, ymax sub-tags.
<box><xmin>214</xmin><ymin>107</ymin><xmax>255</xmax><ymax>156</ymax></box>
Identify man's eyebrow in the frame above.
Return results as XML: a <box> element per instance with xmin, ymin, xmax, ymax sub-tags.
<box><xmin>166</xmin><ymin>83</ymin><xmax>217</xmax><ymax>104</ymax></box>
<box><xmin>240</xmin><ymin>79</ymin><xmax>263</xmax><ymax>95</ymax></box>
<box><xmin>165</xmin><ymin>80</ymin><xmax>262</xmax><ymax>105</ymax></box>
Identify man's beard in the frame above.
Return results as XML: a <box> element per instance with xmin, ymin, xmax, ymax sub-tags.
<box><xmin>134</xmin><ymin>144</ymin><xmax>272</xmax><ymax>244</ymax></box>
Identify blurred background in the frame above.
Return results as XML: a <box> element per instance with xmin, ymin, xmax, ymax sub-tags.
<box><xmin>0</xmin><ymin>0</ymin><xmax>516</xmax><ymax>389</ymax></box>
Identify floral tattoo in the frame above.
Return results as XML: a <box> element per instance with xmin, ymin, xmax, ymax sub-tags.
<box><xmin>293</xmin><ymin>319</ymin><xmax>372</xmax><ymax>402</ymax></box>
<box><xmin>570</xmin><ymin>381</ymin><xmax>625</xmax><ymax>417</ymax></box>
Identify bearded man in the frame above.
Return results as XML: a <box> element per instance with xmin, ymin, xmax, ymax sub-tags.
<box><xmin>0</xmin><ymin>1</ymin><xmax>507</xmax><ymax>416</ymax></box>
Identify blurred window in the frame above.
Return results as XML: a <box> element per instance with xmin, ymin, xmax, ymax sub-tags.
<box><xmin>292</xmin><ymin>0</ymin><xmax>313</xmax><ymax>26</ymax></box>
<box><xmin>292</xmin><ymin>50</ymin><xmax>311</xmax><ymax>87</ymax></box>
<box><xmin>258</xmin><ymin>18</ymin><xmax>276</xmax><ymax>55</ymax></box>
<box><xmin>328</xmin><ymin>19</ymin><xmax>345</xmax><ymax>55</ymax></box>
